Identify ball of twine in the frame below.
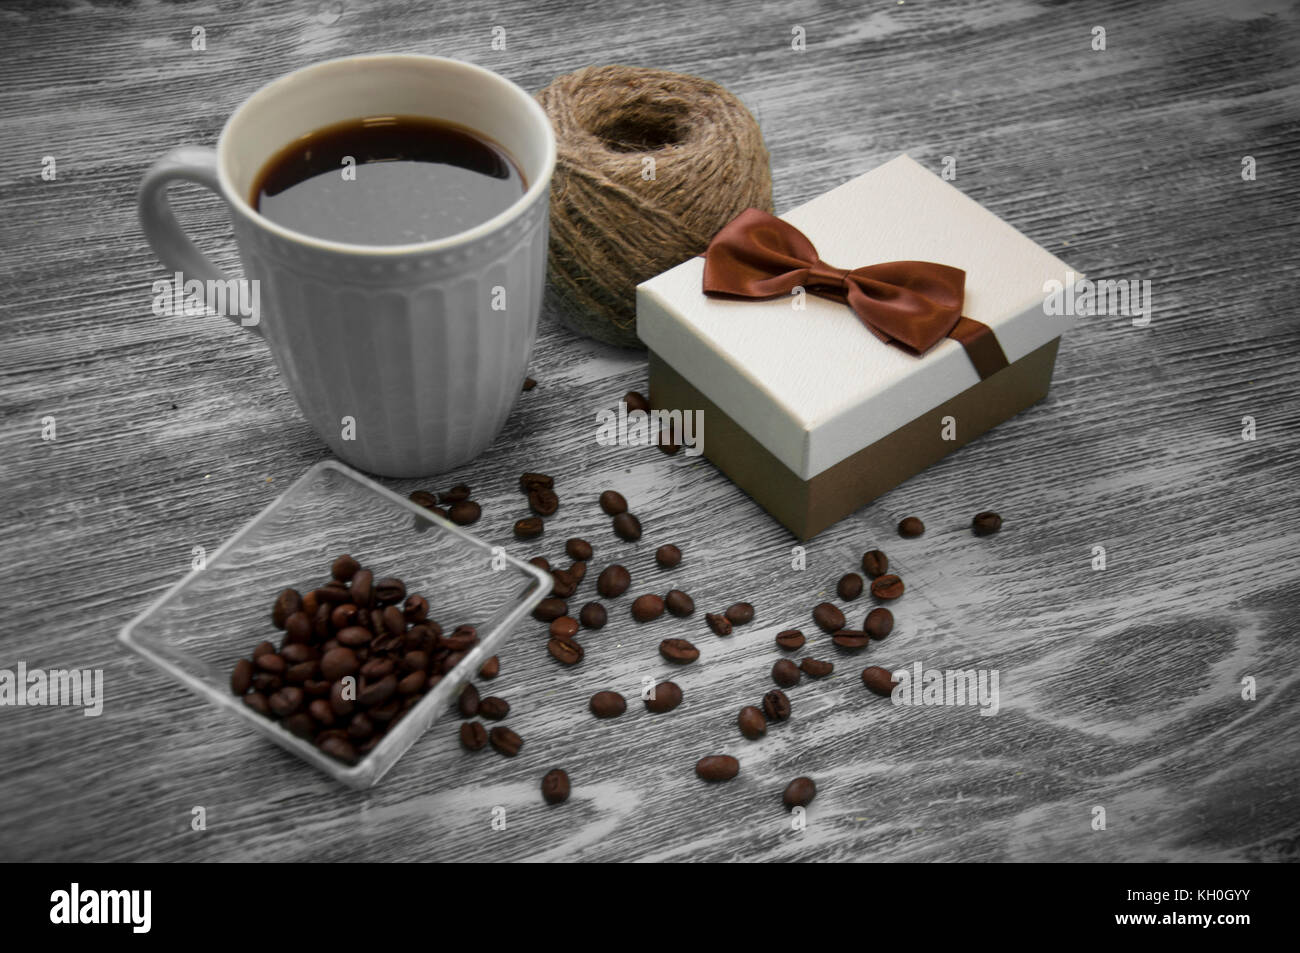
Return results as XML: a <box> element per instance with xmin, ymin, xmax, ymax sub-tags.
<box><xmin>536</xmin><ymin>65</ymin><xmax>773</xmax><ymax>349</ymax></box>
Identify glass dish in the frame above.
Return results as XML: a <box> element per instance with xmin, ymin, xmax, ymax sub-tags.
<box><xmin>118</xmin><ymin>459</ymin><xmax>550</xmax><ymax>789</ymax></box>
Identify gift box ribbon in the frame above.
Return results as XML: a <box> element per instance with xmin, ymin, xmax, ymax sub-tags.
<box><xmin>702</xmin><ymin>208</ymin><xmax>1009</xmax><ymax>379</ymax></box>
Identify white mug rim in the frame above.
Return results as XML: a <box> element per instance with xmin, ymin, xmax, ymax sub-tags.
<box><xmin>215</xmin><ymin>53</ymin><xmax>556</xmax><ymax>258</ymax></box>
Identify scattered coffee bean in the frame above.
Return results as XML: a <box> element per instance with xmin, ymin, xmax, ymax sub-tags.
<box><xmin>402</xmin><ymin>594</ymin><xmax>428</xmax><ymax>624</ymax></box>
<box><xmin>547</xmin><ymin>636</ymin><xmax>584</xmax><ymax>666</ymax></box>
<box><xmin>479</xmin><ymin>696</ymin><xmax>510</xmax><ymax>720</ymax></box>
<box><xmin>612</xmin><ymin>512</ymin><xmax>642</xmax><ymax>541</ymax></box>
<box><xmin>489</xmin><ymin>725</ymin><xmax>523</xmax><ymax>757</ymax></box>
<box><xmin>566</xmin><ymin>537</ymin><xmax>593</xmax><ymax>561</ymax></box>
<box><xmin>645</xmin><ymin>681</ymin><xmax>683</xmax><ymax>713</ymax></box>
<box><xmin>737</xmin><ymin>706</ymin><xmax>767</xmax><ymax>740</ymax></box>
<box><xmin>860</xmin><ymin>549</ymin><xmax>889</xmax><ymax>578</ymax></box>
<box><xmin>541</xmin><ymin>768</ymin><xmax>570</xmax><ymax>804</ymax></box>
<box><xmin>837</xmin><ymin>573</ymin><xmax>864</xmax><ymax>601</ymax></box>
<box><xmin>519</xmin><ymin>472</ymin><xmax>553</xmax><ymax>493</ymax></box>
<box><xmin>703</xmin><ymin>613</ymin><xmax>731</xmax><ymax>636</ymax></box>
<box><xmin>695</xmin><ymin>755</ymin><xmax>739</xmax><ymax>782</ymax></box>
<box><xmin>762</xmin><ymin>689</ymin><xmax>791</xmax><ymax>722</ymax></box>
<box><xmin>440</xmin><ymin>484</ymin><xmax>472</xmax><ymax>504</ymax></box>
<box><xmin>664</xmin><ymin>589</ymin><xmax>695</xmax><ymax>617</ymax></box>
<box><xmin>861</xmin><ymin>666</ymin><xmax>898</xmax><ymax>696</ymax></box>
<box><xmin>864</xmin><ymin>607</ymin><xmax>894</xmax><ymax>639</ymax></box>
<box><xmin>478</xmin><ymin>656</ymin><xmax>500</xmax><ymax>679</ymax></box>
<box><xmin>522</xmin><ymin>376</ymin><xmax>537</xmax><ymax>391</ymax></box>
<box><xmin>725</xmin><ymin>602</ymin><xmax>754</xmax><ymax>625</ymax></box>
<box><xmin>870</xmin><ymin>574</ymin><xmax>904</xmax><ymax>600</ymax></box>
<box><xmin>973</xmin><ymin>510</ymin><xmax>1003</xmax><ymax>535</ymax></box>
<box><xmin>529</xmin><ymin>556</ymin><xmax>551</xmax><ymax>572</ymax></box>
<box><xmin>330</xmin><ymin>555</ymin><xmax>360</xmax><ymax>582</ymax></box>
<box><xmin>623</xmin><ymin>390</ymin><xmax>650</xmax><ymax>413</ymax></box>
<box><xmin>568</xmin><ymin>560</ymin><xmax>586</xmax><ymax>584</ymax></box>
<box><xmin>549</xmin><ymin>616</ymin><xmax>580</xmax><ymax>639</ymax></box>
<box><xmin>550</xmin><ymin>568</ymin><xmax>577</xmax><ymax>598</ymax></box>
<box><xmin>898</xmin><ymin>516</ymin><xmax>925</xmax><ymax>537</ymax></box>
<box><xmin>231</xmin><ymin>658</ymin><xmax>253</xmax><ymax>695</ymax></box>
<box><xmin>832</xmin><ymin>630</ymin><xmax>871</xmax><ymax>650</ymax></box>
<box><xmin>579</xmin><ymin>602</ymin><xmax>607</xmax><ymax>629</ymax></box>
<box><xmin>532</xmin><ymin>597</ymin><xmax>568</xmax><ymax>622</ymax></box>
<box><xmin>775</xmin><ymin>629</ymin><xmax>805</xmax><ymax>650</ymax></box>
<box><xmin>529</xmin><ymin>487</ymin><xmax>559</xmax><ymax>516</ymax></box>
<box><xmin>800</xmin><ymin>658</ymin><xmax>834</xmax><ymax>678</ymax></box>
<box><xmin>599</xmin><ymin>489</ymin><xmax>628</xmax><ymax>515</ymax></box>
<box><xmin>514</xmin><ymin>516</ymin><xmax>544</xmax><ymax>539</ymax></box>
<box><xmin>772</xmin><ymin>658</ymin><xmax>801</xmax><ymax>687</ymax></box>
<box><xmin>659</xmin><ymin>638</ymin><xmax>700</xmax><ymax>664</ymax></box>
<box><xmin>460</xmin><ymin>721</ymin><xmax>487</xmax><ymax>750</ymax></box>
<box><xmin>596</xmin><ymin>564</ymin><xmax>631</xmax><ymax>598</ymax></box>
<box><xmin>448</xmin><ymin>500</ymin><xmax>482</xmax><ymax>525</ymax></box>
<box><xmin>589</xmin><ymin>690</ymin><xmax>627</xmax><ymax>718</ymax></box>
<box><xmin>655</xmin><ymin>544</ymin><xmax>682</xmax><ymax>568</ymax></box>
<box><xmin>812</xmin><ymin>602</ymin><xmax>846</xmax><ymax>633</ymax></box>
<box><xmin>782</xmin><ymin>777</ymin><xmax>816</xmax><ymax>810</ymax></box>
<box><xmin>632</xmin><ymin>593</ymin><xmax>666</xmax><ymax>622</ymax></box>
<box><xmin>409</xmin><ymin>490</ymin><xmax>439</xmax><ymax>510</ymax></box>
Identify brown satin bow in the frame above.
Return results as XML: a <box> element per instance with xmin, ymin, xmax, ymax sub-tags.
<box><xmin>702</xmin><ymin>208</ymin><xmax>1008</xmax><ymax>379</ymax></box>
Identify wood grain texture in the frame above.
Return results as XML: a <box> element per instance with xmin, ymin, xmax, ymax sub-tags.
<box><xmin>1</xmin><ymin>0</ymin><xmax>1298</xmax><ymax>862</ymax></box>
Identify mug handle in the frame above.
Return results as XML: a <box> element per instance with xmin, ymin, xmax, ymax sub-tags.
<box><xmin>138</xmin><ymin>145</ymin><xmax>261</xmax><ymax>335</ymax></box>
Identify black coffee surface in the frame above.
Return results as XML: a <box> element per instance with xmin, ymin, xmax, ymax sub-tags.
<box><xmin>252</xmin><ymin>115</ymin><xmax>525</xmax><ymax>246</ymax></box>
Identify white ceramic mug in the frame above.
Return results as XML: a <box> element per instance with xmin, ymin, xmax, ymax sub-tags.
<box><xmin>139</xmin><ymin>55</ymin><xmax>556</xmax><ymax>477</ymax></box>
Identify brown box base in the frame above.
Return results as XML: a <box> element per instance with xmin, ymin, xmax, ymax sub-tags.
<box><xmin>649</xmin><ymin>337</ymin><xmax>1062</xmax><ymax>540</ymax></box>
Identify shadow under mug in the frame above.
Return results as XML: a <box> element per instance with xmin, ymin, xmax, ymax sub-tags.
<box><xmin>138</xmin><ymin>54</ymin><xmax>556</xmax><ymax>478</ymax></box>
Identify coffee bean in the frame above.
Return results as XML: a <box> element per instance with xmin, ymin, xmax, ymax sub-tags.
<box><xmin>541</xmin><ymin>768</ymin><xmax>570</xmax><ymax>804</ymax></box>
<box><xmin>645</xmin><ymin>681</ymin><xmax>683</xmax><ymax>713</ymax></box>
<box><xmin>832</xmin><ymin>630</ymin><xmax>871</xmax><ymax>650</ymax></box>
<box><xmin>775</xmin><ymin>629</ymin><xmax>805</xmax><ymax>651</ymax></box>
<box><xmin>860</xmin><ymin>549</ymin><xmax>889</xmax><ymax>577</ymax></box>
<box><xmin>519</xmin><ymin>472</ymin><xmax>553</xmax><ymax>493</ymax></box>
<box><xmin>861</xmin><ymin>666</ymin><xmax>898</xmax><ymax>697</ymax></box>
<box><xmin>762</xmin><ymin>689</ymin><xmax>791</xmax><ymax>721</ymax></box>
<box><xmin>812</xmin><ymin>602</ymin><xmax>846</xmax><ymax>633</ymax></box>
<box><xmin>737</xmin><ymin>706</ymin><xmax>767</xmax><ymax>740</ymax></box>
<box><xmin>272</xmin><ymin>588</ymin><xmax>302</xmax><ymax>629</ymax></box>
<box><xmin>837</xmin><ymin>573</ymin><xmax>864</xmax><ymax>601</ymax></box>
<box><xmin>231</xmin><ymin>659</ymin><xmax>253</xmax><ymax>695</ymax></box>
<box><xmin>664</xmin><ymin>589</ymin><xmax>695</xmax><ymax>617</ymax></box>
<box><xmin>801</xmin><ymin>658</ymin><xmax>834</xmax><ymax>678</ymax></box>
<box><xmin>409</xmin><ymin>490</ymin><xmax>439</xmax><ymax>510</ymax></box>
<box><xmin>865</xmin><ymin>607</ymin><xmax>894</xmax><ymax>639</ymax></box>
<box><xmin>655</xmin><ymin>544</ymin><xmax>682</xmax><ymax>568</ymax></box>
<box><xmin>243</xmin><ymin>693</ymin><xmax>271</xmax><ymax>716</ymax></box>
<box><xmin>360</xmin><ymin>658</ymin><xmax>395</xmax><ymax>680</ymax></box>
<box><xmin>308</xmin><ymin>698</ymin><xmax>336</xmax><ymax>725</ymax></box>
<box><xmin>328</xmin><ymin>602</ymin><xmax>357</xmax><ymax>631</ymax></box>
<box><xmin>870</xmin><ymin>574</ymin><xmax>904</xmax><ymax>600</ymax></box>
<box><xmin>443</xmin><ymin>625</ymin><xmax>479</xmax><ymax>650</ymax></box>
<box><xmin>329</xmin><ymin>555</ymin><xmax>359</xmax><ymax>582</ymax></box>
<box><xmin>898</xmin><ymin>516</ymin><xmax>925</xmax><ymax>537</ymax></box>
<box><xmin>344</xmin><ymin>569</ymin><xmax>370</xmax><ymax>606</ymax></box>
<box><xmin>569</xmin><ymin>560</ymin><xmax>587</xmax><ymax>583</ymax></box>
<box><xmin>457</xmin><ymin>683</ymin><xmax>480</xmax><ymax>717</ymax></box>
<box><xmin>566</xmin><ymin>537</ymin><xmax>593</xmax><ymax>561</ymax></box>
<box><xmin>381</xmin><ymin>605</ymin><xmax>405</xmax><ymax>637</ymax></box>
<box><xmin>255</xmin><ymin>652</ymin><xmax>286</xmax><ymax>675</ymax></box>
<box><xmin>596</xmin><ymin>564</ymin><xmax>631</xmax><ymax>598</ymax></box>
<box><xmin>489</xmin><ymin>725</ymin><xmax>523</xmax><ymax>757</ymax></box>
<box><xmin>438</xmin><ymin>483</ymin><xmax>470</xmax><ymax>504</ymax></box>
<box><xmin>725</xmin><ymin>602</ymin><xmax>754</xmax><ymax>625</ymax></box>
<box><xmin>284</xmin><ymin>712</ymin><xmax>316</xmax><ymax>739</ymax></box>
<box><xmin>283</xmin><ymin>611</ymin><xmax>312</xmax><ymax>644</ymax></box>
<box><xmin>269</xmin><ymin>686</ymin><xmax>304</xmax><ymax>717</ymax></box>
<box><xmin>589</xmin><ymin>691</ymin><xmax>627</xmax><ymax>718</ymax></box>
<box><xmin>532</xmin><ymin>597</ymin><xmax>568</xmax><ymax>622</ymax></box>
<box><xmin>631</xmin><ymin>593</ymin><xmax>665</xmax><ymax>622</ymax></box>
<box><xmin>374</xmin><ymin>578</ymin><xmax>406</xmax><ymax>605</ymax></box>
<box><xmin>300</xmin><ymin>590</ymin><xmax>319</xmax><ymax>617</ymax></box>
<box><xmin>549</xmin><ymin>616</ymin><xmax>579</xmax><ymax>639</ymax></box>
<box><xmin>599</xmin><ymin>490</ymin><xmax>628</xmax><ymax>515</ymax></box>
<box><xmin>973</xmin><ymin>510</ymin><xmax>1003</xmax><ymax>535</ymax></box>
<box><xmin>658</xmin><ymin>440</ymin><xmax>681</xmax><ymax>456</ymax></box>
<box><xmin>612</xmin><ymin>512</ymin><xmax>642</xmax><ymax>541</ymax></box>
<box><xmin>460</xmin><ymin>720</ymin><xmax>487</xmax><ymax>751</ymax></box>
<box><xmin>695</xmin><ymin>755</ymin><xmax>739</xmax><ymax>782</ymax></box>
<box><xmin>336</xmin><ymin>625</ymin><xmax>372</xmax><ymax>648</ymax></box>
<box><xmin>528</xmin><ymin>487</ymin><xmax>559</xmax><ymax>516</ymax></box>
<box><xmin>623</xmin><ymin>390</ymin><xmax>650</xmax><ymax>413</ymax></box>
<box><xmin>403</xmin><ymin>594</ymin><xmax>428</xmax><ymax>624</ymax></box>
<box><xmin>397</xmin><ymin>670</ymin><xmax>425</xmax><ymax>695</ymax></box>
<box><xmin>328</xmin><ymin>680</ymin><xmax>354</xmax><ymax>717</ymax></box>
<box><xmin>579</xmin><ymin>602</ymin><xmax>607</xmax><ymax>629</ymax></box>
<box><xmin>706</xmin><ymin>613</ymin><xmax>732</xmax><ymax>636</ymax></box>
<box><xmin>448</xmin><ymin>500</ymin><xmax>482</xmax><ymax>525</ymax></box>
<box><xmin>783</xmin><ymin>777</ymin><xmax>816</xmax><ymax>809</ymax></box>
<box><xmin>550</xmin><ymin>568</ymin><xmax>577</xmax><ymax>599</ymax></box>
<box><xmin>529</xmin><ymin>556</ymin><xmax>551</xmax><ymax>573</ymax></box>
<box><xmin>514</xmin><ymin>517</ymin><xmax>545</xmax><ymax>539</ymax></box>
<box><xmin>318</xmin><ymin>735</ymin><xmax>359</xmax><ymax>763</ymax></box>
<box><xmin>251</xmin><ymin>672</ymin><xmax>282</xmax><ymax>694</ymax></box>
<box><xmin>522</xmin><ymin>377</ymin><xmax>537</xmax><ymax>391</ymax></box>
<box><xmin>547</xmin><ymin>636</ymin><xmax>584</xmax><ymax>666</ymax></box>
<box><xmin>346</xmin><ymin>713</ymin><xmax>374</xmax><ymax>742</ymax></box>
<box><xmin>479</xmin><ymin>696</ymin><xmax>510</xmax><ymax>720</ymax></box>
<box><xmin>659</xmin><ymin>638</ymin><xmax>699</xmax><ymax>664</ymax></box>
<box><xmin>359</xmin><ymin>674</ymin><xmax>397</xmax><ymax>707</ymax></box>
<box><xmin>772</xmin><ymin>658</ymin><xmax>801</xmax><ymax>687</ymax></box>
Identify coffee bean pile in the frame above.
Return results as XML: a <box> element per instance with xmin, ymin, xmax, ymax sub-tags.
<box><xmin>409</xmin><ymin>484</ymin><xmax>482</xmax><ymax>527</ymax></box>
<box><xmin>231</xmin><ymin>555</ymin><xmax>483</xmax><ymax>765</ymax></box>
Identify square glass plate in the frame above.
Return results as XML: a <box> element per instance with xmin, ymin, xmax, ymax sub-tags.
<box><xmin>118</xmin><ymin>459</ymin><xmax>550</xmax><ymax>789</ymax></box>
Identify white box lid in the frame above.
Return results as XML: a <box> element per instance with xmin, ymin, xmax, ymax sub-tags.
<box><xmin>636</xmin><ymin>154</ymin><xmax>1077</xmax><ymax>480</ymax></box>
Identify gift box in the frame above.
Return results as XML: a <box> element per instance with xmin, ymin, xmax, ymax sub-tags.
<box><xmin>636</xmin><ymin>155</ymin><xmax>1078</xmax><ymax>539</ymax></box>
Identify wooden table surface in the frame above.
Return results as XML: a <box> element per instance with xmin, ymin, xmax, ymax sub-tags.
<box><xmin>2</xmin><ymin>0</ymin><xmax>1298</xmax><ymax>863</ymax></box>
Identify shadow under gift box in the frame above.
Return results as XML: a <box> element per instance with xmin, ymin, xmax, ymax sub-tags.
<box><xmin>636</xmin><ymin>155</ymin><xmax>1079</xmax><ymax>540</ymax></box>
